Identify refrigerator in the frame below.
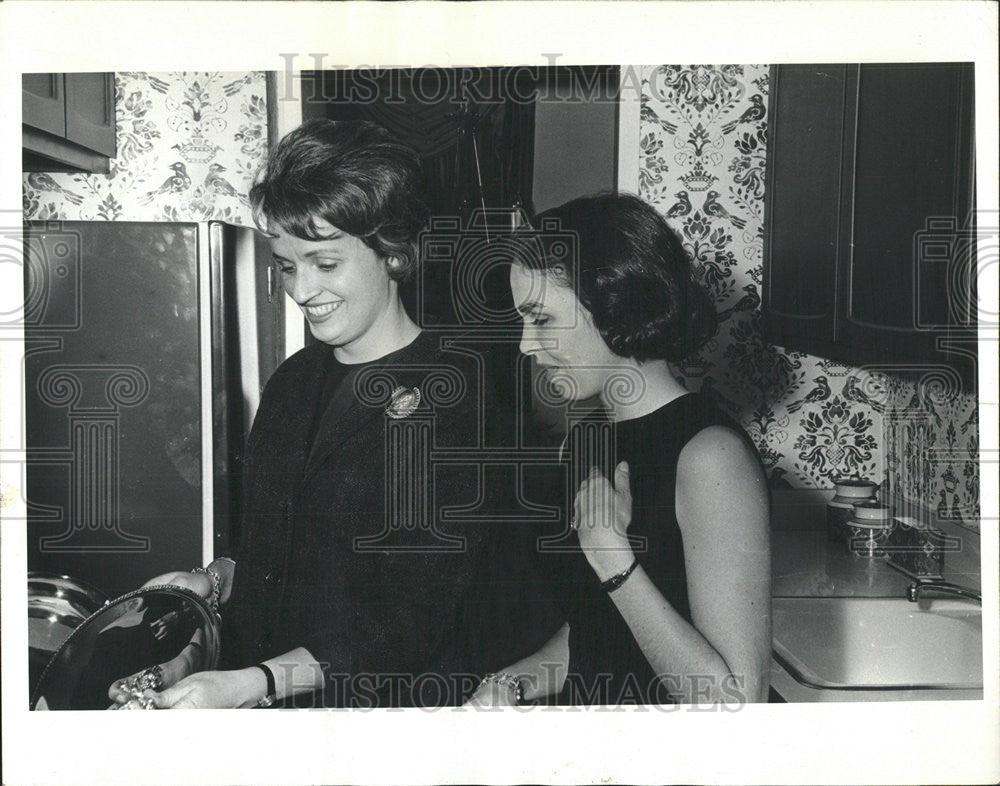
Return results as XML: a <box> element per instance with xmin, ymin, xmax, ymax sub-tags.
<box><xmin>22</xmin><ymin>221</ymin><xmax>284</xmax><ymax>599</ymax></box>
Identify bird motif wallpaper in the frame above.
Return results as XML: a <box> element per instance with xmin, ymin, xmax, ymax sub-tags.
<box><xmin>637</xmin><ymin>64</ymin><xmax>980</xmax><ymax>532</ymax></box>
<box><xmin>22</xmin><ymin>71</ymin><xmax>266</xmax><ymax>224</ymax></box>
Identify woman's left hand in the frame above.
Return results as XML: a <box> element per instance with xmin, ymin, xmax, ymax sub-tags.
<box><xmin>145</xmin><ymin>668</ymin><xmax>263</xmax><ymax>709</ymax></box>
<box><xmin>573</xmin><ymin>461</ymin><xmax>635</xmax><ymax>581</ymax></box>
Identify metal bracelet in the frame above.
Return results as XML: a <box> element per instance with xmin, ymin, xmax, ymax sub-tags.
<box><xmin>479</xmin><ymin>672</ymin><xmax>524</xmax><ymax>704</ymax></box>
<box><xmin>191</xmin><ymin>565</ymin><xmax>221</xmax><ymax>616</ymax></box>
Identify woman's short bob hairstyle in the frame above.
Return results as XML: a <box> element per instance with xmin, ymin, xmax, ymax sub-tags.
<box><xmin>249</xmin><ymin>119</ymin><xmax>428</xmax><ymax>283</ymax></box>
<box><xmin>523</xmin><ymin>193</ymin><xmax>716</xmax><ymax>363</ymax></box>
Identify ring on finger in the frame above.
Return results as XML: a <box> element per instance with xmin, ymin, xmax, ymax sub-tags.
<box><xmin>120</xmin><ymin>677</ymin><xmax>139</xmax><ymax>694</ymax></box>
<box><xmin>135</xmin><ymin>665</ymin><xmax>164</xmax><ymax>692</ymax></box>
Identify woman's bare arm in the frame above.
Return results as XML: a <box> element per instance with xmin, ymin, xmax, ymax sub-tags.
<box><xmin>465</xmin><ymin>623</ymin><xmax>569</xmax><ymax>706</ymax></box>
<box><xmin>577</xmin><ymin>427</ymin><xmax>771</xmax><ymax>703</ymax></box>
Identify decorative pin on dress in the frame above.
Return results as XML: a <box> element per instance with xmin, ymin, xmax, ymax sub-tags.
<box><xmin>386</xmin><ymin>386</ymin><xmax>421</xmax><ymax>419</ymax></box>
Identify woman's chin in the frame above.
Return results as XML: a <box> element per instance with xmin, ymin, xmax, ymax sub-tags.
<box><xmin>307</xmin><ymin>324</ymin><xmax>344</xmax><ymax>346</ymax></box>
<box><xmin>550</xmin><ymin>376</ymin><xmax>593</xmax><ymax>403</ymax></box>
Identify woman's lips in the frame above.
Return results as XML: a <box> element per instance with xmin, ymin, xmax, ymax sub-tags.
<box><xmin>302</xmin><ymin>301</ymin><xmax>342</xmax><ymax>322</ymax></box>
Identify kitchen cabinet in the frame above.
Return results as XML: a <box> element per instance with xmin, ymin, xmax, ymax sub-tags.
<box><xmin>763</xmin><ymin>63</ymin><xmax>976</xmax><ymax>378</ymax></box>
<box><xmin>23</xmin><ymin>73</ymin><xmax>116</xmax><ymax>173</ymax></box>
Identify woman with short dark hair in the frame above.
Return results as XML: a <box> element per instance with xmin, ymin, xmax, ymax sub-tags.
<box><xmin>469</xmin><ymin>193</ymin><xmax>771</xmax><ymax>706</ymax></box>
<box><xmin>249</xmin><ymin>119</ymin><xmax>426</xmax><ymax>283</ymax></box>
<box><xmin>110</xmin><ymin>119</ymin><xmax>553</xmax><ymax>708</ymax></box>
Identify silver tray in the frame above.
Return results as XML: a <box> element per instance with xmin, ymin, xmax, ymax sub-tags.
<box><xmin>31</xmin><ymin>584</ymin><xmax>220</xmax><ymax>710</ymax></box>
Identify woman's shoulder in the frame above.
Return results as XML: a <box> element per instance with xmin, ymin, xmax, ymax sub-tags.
<box><xmin>255</xmin><ymin>343</ymin><xmax>331</xmax><ymax>414</ymax></box>
<box><xmin>674</xmin><ymin>418</ymin><xmax>768</xmax><ymax>519</ymax></box>
<box><xmin>677</xmin><ymin>423</ymin><xmax>759</xmax><ymax>472</ymax></box>
<box><xmin>271</xmin><ymin>342</ymin><xmax>331</xmax><ymax>380</ymax></box>
<box><xmin>658</xmin><ymin>393</ymin><xmax>765</xmax><ymax>490</ymax></box>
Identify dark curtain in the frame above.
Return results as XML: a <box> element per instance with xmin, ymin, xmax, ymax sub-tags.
<box><xmin>308</xmin><ymin>68</ymin><xmax>536</xmax><ymax>327</ymax></box>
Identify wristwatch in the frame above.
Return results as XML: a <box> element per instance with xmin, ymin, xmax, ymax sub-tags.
<box><xmin>254</xmin><ymin>663</ymin><xmax>277</xmax><ymax>708</ymax></box>
<box><xmin>600</xmin><ymin>558</ymin><xmax>639</xmax><ymax>593</ymax></box>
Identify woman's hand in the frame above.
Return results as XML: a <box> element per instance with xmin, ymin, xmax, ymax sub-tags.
<box><xmin>109</xmin><ymin>627</ymin><xmax>208</xmax><ymax>707</ymax></box>
<box><xmin>140</xmin><ymin>570</ymin><xmax>213</xmax><ymax>598</ymax></box>
<box><xmin>573</xmin><ymin>461</ymin><xmax>635</xmax><ymax>581</ymax></box>
<box><xmin>146</xmin><ymin>668</ymin><xmax>264</xmax><ymax>710</ymax></box>
<box><xmin>108</xmin><ymin>652</ymin><xmax>187</xmax><ymax>707</ymax></box>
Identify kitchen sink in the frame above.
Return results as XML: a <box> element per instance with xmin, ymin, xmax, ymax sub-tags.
<box><xmin>772</xmin><ymin>596</ymin><xmax>983</xmax><ymax>691</ymax></box>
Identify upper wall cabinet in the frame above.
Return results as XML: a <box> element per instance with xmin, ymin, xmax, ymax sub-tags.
<box><xmin>763</xmin><ymin>63</ymin><xmax>976</xmax><ymax>378</ymax></box>
<box><xmin>23</xmin><ymin>73</ymin><xmax>116</xmax><ymax>173</ymax></box>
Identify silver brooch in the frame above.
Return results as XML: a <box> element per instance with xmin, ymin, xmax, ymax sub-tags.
<box><xmin>386</xmin><ymin>386</ymin><xmax>421</xmax><ymax>419</ymax></box>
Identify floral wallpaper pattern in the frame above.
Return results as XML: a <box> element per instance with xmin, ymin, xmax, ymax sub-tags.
<box><xmin>23</xmin><ymin>71</ymin><xmax>267</xmax><ymax>225</ymax></box>
<box><xmin>22</xmin><ymin>67</ymin><xmax>981</xmax><ymax>532</ymax></box>
<box><xmin>638</xmin><ymin>64</ymin><xmax>980</xmax><ymax>531</ymax></box>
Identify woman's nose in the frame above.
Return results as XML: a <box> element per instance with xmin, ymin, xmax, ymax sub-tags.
<box><xmin>285</xmin><ymin>266</ymin><xmax>319</xmax><ymax>304</ymax></box>
<box><xmin>519</xmin><ymin>325</ymin><xmax>541</xmax><ymax>356</ymax></box>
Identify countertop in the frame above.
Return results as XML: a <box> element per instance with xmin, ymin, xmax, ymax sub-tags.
<box><xmin>770</xmin><ymin>515</ymin><xmax>981</xmax><ymax>598</ymax></box>
<box><xmin>772</xmin><ymin>530</ymin><xmax>912</xmax><ymax>597</ymax></box>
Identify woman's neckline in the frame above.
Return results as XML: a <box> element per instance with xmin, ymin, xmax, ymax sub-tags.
<box><xmin>328</xmin><ymin>330</ymin><xmax>424</xmax><ymax>367</ymax></box>
<box><xmin>614</xmin><ymin>391</ymin><xmax>699</xmax><ymax>425</ymax></box>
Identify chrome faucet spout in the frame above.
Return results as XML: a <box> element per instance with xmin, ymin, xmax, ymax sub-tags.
<box><xmin>906</xmin><ymin>580</ymin><xmax>982</xmax><ymax>604</ymax></box>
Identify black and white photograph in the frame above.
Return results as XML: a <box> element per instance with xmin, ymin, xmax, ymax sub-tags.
<box><xmin>1</xmin><ymin>2</ymin><xmax>997</xmax><ymax>784</ymax></box>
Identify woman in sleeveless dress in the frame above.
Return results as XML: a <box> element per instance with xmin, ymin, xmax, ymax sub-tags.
<box><xmin>469</xmin><ymin>193</ymin><xmax>771</xmax><ymax>706</ymax></box>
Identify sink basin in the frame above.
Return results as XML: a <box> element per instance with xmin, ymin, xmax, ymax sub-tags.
<box><xmin>772</xmin><ymin>597</ymin><xmax>983</xmax><ymax>690</ymax></box>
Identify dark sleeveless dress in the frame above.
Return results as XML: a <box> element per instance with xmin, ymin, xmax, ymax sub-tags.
<box><xmin>542</xmin><ymin>392</ymin><xmax>760</xmax><ymax>705</ymax></box>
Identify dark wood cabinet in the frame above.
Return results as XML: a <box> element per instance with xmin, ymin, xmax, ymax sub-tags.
<box><xmin>22</xmin><ymin>73</ymin><xmax>67</xmax><ymax>137</ymax></box>
<box><xmin>23</xmin><ymin>73</ymin><xmax>116</xmax><ymax>173</ymax></box>
<box><xmin>763</xmin><ymin>63</ymin><xmax>976</xmax><ymax>376</ymax></box>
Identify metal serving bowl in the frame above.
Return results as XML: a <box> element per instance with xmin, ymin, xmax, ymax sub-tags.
<box><xmin>28</xmin><ymin>572</ymin><xmax>110</xmax><ymax>694</ymax></box>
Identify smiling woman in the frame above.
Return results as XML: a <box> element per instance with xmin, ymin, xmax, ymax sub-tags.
<box><xmin>268</xmin><ymin>221</ymin><xmax>412</xmax><ymax>359</ymax></box>
<box><xmin>107</xmin><ymin>119</ymin><xmax>557</xmax><ymax>709</ymax></box>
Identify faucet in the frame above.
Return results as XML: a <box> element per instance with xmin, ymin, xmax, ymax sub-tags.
<box><xmin>906</xmin><ymin>580</ymin><xmax>981</xmax><ymax>604</ymax></box>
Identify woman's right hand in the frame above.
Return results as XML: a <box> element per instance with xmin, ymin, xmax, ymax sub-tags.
<box><xmin>107</xmin><ymin>650</ymin><xmax>192</xmax><ymax>708</ymax></box>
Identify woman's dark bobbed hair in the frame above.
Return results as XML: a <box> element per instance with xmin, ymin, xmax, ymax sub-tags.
<box><xmin>249</xmin><ymin>119</ymin><xmax>428</xmax><ymax>282</ymax></box>
<box><xmin>526</xmin><ymin>193</ymin><xmax>716</xmax><ymax>362</ymax></box>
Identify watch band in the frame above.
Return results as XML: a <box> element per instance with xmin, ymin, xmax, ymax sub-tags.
<box><xmin>600</xmin><ymin>558</ymin><xmax>639</xmax><ymax>593</ymax></box>
<box><xmin>254</xmin><ymin>663</ymin><xmax>277</xmax><ymax>708</ymax></box>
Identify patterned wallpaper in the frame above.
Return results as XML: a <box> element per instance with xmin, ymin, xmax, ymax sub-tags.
<box><xmin>637</xmin><ymin>64</ymin><xmax>980</xmax><ymax>531</ymax></box>
<box><xmin>21</xmin><ymin>67</ymin><xmax>980</xmax><ymax>532</ymax></box>
<box><xmin>23</xmin><ymin>71</ymin><xmax>267</xmax><ymax>224</ymax></box>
